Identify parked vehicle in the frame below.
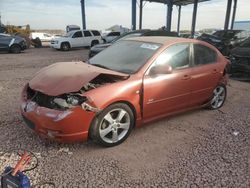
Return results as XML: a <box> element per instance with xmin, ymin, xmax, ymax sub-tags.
<box><xmin>0</xmin><ymin>33</ymin><xmax>26</xmax><ymax>53</ymax></box>
<box><xmin>102</xmin><ymin>31</ymin><xmax>121</xmax><ymax>43</ymax></box>
<box><xmin>30</xmin><ymin>32</ymin><xmax>54</xmax><ymax>42</ymax></box>
<box><xmin>89</xmin><ymin>29</ymin><xmax>178</xmax><ymax>58</ymax></box>
<box><xmin>50</xmin><ymin>30</ymin><xmax>102</xmax><ymax>51</ymax></box>
<box><xmin>229</xmin><ymin>37</ymin><xmax>250</xmax><ymax>80</ymax></box>
<box><xmin>21</xmin><ymin>37</ymin><xmax>228</xmax><ymax>147</ymax></box>
<box><xmin>198</xmin><ymin>30</ymin><xmax>250</xmax><ymax>56</ymax></box>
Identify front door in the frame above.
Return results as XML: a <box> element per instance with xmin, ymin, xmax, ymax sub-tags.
<box><xmin>143</xmin><ymin>43</ymin><xmax>192</xmax><ymax>122</ymax></box>
<box><xmin>71</xmin><ymin>31</ymin><xmax>83</xmax><ymax>47</ymax></box>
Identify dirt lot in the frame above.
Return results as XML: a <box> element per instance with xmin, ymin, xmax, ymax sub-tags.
<box><xmin>0</xmin><ymin>48</ymin><xmax>249</xmax><ymax>187</ymax></box>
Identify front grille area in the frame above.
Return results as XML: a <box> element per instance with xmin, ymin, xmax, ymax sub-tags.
<box><xmin>27</xmin><ymin>86</ymin><xmax>62</xmax><ymax>110</ymax></box>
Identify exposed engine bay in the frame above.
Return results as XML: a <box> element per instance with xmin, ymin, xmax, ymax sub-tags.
<box><xmin>26</xmin><ymin>74</ymin><xmax>126</xmax><ymax>111</ymax></box>
<box><xmin>80</xmin><ymin>74</ymin><xmax>120</xmax><ymax>93</ymax></box>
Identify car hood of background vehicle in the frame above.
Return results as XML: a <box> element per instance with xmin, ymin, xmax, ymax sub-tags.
<box><xmin>53</xmin><ymin>36</ymin><xmax>68</xmax><ymax>41</ymax></box>
<box><xmin>29</xmin><ymin>61</ymin><xmax>128</xmax><ymax>96</ymax></box>
<box><xmin>91</xmin><ymin>43</ymin><xmax>112</xmax><ymax>51</ymax></box>
<box><xmin>198</xmin><ymin>33</ymin><xmax>223</xmax><ymax>43</ymax></box>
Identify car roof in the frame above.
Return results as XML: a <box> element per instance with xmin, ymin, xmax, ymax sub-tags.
<box><xmin>125</xmin><ymin>36</ymin><xmax>197</xmax><ymax>45</ymax></box>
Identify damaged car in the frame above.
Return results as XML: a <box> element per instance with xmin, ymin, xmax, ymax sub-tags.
<box><xmin>21</xmin><ymin>37</ymin><xmax>229</xmax><ymax>147</ymax></box>
<box><xmin>229</xmin><ymin>37</ymin><xmax>250</xmax><ymax>80</ymax></box>
<box><xmin>197</xmin><ymin>30</ymin><xmax>250</xmax><ymax>56</ymax></box>
<box><xmin>0</xmin><ymin>33</ymin><xmax>27</xmax><ymax>53</ymax></box>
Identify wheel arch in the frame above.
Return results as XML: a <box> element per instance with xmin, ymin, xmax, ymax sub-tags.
<box><xmin>89</xmin><ymin>100</ymin><xmax>137</xmax><ymax>131</ymax></box>
<box><xmin>112</xmin><ymin>100</ymin><xmax>137</xmax><ymax>124</ymax></box>
<box><xmin>10</xmin><ymin>43</ymin><xmax>21</xmax><ymax>49</ymax></box>
<box><xmin>88</xmin><ymin>100</ymin><xmax>137</xmax><ymax>142</ymax></box>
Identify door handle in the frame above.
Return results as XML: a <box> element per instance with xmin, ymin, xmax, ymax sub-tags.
<box><xmin>182</xmin><ymin>75</ymin><xmax>191</xmax><ymax>80</ymax></box>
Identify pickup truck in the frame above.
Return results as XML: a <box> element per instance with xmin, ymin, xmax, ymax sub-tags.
<box><xmin>50</xmin><ymin>30</ymin><xmax>102</xmax><ymax>51</ymax></box>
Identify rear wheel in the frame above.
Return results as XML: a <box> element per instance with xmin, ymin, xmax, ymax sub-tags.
<box><xmin>208</xmin><ymin>84</ymin><xmax>227</xmax><ymax>110</ymax></box>
<box><xmin>10</xmin><ymin>44</ymin><xmax>21</xmax><ymax>53</ymax></box>
<box><xmin>90</xmin><ymin>103</ymin><xmax>134</xmax><ymax>147</ymax></box>
<box><xmin>61</xmin><ymin>42</ymin><xmax>70</xmax><ymax>51</ymax></box>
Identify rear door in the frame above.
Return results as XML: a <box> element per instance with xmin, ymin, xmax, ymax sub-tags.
<box><xmin>83</xmin><ymin>31</ymin><xmax>93</xmax><ymax>46</ymax></box>
<box><xmin>189</xmin><ymin>43</ymin><xmax>221</xmax><ymax>106</ymax></box>
<box><xmin>71</xmin><ymin>31</ymin><xmax>83</xmax><ymax>47</ymax></box>
<box><xmin>143</xmin><ymin>43</ymin><xmax>192</xmax><ymax>121</ymax></box>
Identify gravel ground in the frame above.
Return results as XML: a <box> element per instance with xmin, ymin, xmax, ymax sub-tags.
<box><xmin>0</xmin><ymin>48</ymin><xmax>249</xmax><ymax>187</ymax></box>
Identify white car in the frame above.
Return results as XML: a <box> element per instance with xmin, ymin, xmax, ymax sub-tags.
<box><xmin>50</xmin><ymin>30</ymin><xmax>102</xmax><ymax>51</ymax></box>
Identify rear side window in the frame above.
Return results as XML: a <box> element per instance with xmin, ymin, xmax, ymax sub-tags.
<box><xmin>72</xmin><ymin>31</ymin><xmax>83</xmax><ymax>38</ymax></box>
<box><xmin>84</xmin><ymin>31</ymin><xmax>92</xmax><ymax>37</ymax></box>
<box><xmin>153</xmin><ymin>43</ymin><xmax>190</xmax><ymax>70</ymax></box>
<box><xmin>92</xmin><ymin>30</ymin><xmax>101</xmax><ymax>36</ymax></box>
<box><xmin>193</xmin><ymin>44</ymin><xmax>217</xmax><ymax>65</ymax></box>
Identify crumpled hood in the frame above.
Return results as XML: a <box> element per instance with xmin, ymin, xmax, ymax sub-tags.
<box><xmin>29</xmin><ymin>61</ymin><xmax>128</xmax><ymax>96</ymax></box>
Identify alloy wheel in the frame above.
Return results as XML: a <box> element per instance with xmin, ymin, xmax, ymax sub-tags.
<box><xmin>211</xmin><ymin>86</ymin><xmax>226</xmax><ymax>109</ymax></box>
<box><xmin>99</xmin><ymin>108</ymin><xmax>130</xmax><ymax>144</ymax></box>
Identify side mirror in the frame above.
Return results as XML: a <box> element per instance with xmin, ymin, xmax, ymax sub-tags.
<box><xmin>149</xmin><ymin>64</ymin><xmax>173</xmax><ymax>76</ymax></box>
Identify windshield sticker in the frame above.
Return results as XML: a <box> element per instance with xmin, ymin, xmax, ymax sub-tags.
<box><xmin>140</xmin><ymin>43</ymin><xmax>160</xmax><ymax>50</ymax></box>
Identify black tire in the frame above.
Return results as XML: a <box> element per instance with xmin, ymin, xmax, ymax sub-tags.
<box><xmin>90</xmin><ymin>103</ymin><xmax>134</xmax><ymax>147</ymax></box>
<box><xmin>207</xmin><ymin>84</ymin><xmax>227</xmax><ymax>110</ymax></box>
<box><xmin>91</xmin><ymin>40</ymin><xmax>99</xmax><ymax>47</ymax></box>
<box><xmin>10</xmin><ymin>44</ymin><xmax>21</xmax><ymax>53</ymax></box>
<box><xmin>61</xmin><ymin>42</ymin><xmax>70</xmax><ymax>51</ymax></box>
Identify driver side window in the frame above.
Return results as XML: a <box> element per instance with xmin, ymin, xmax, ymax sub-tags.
<box><xmin>152</xmin><ymin>43</ymin><xmax>190</xmax><ymax>70</ymax></box>
<box><xmin>72</xmin><ymin>31</ymin><xmax>83</xmax><ymax>38</ymax></box>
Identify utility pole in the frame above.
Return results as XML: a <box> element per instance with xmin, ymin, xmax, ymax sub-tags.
<box><xmin>0</xmin><ymin>12</ymin><xmax>2</xmax><ymax>26</ymax></box>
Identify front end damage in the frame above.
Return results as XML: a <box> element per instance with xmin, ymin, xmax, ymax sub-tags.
<box><xmin>20</xmin><ymin>65</ymin><xmax>128</xmax><ymax>142</ymax></box>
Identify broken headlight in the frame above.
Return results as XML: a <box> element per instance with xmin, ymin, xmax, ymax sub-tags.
<box><xmin>53</xmin><ymin>94</ymin><xmax>86</xmax><ymax>109</ymax></box>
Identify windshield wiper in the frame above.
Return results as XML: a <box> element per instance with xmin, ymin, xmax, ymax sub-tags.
<box><xmin>91</xmin><ymin>63</ymin><xmax>111</xmax><ymax>70</ymax></box>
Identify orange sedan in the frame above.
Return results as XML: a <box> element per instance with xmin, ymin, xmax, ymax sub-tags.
<box><xmin>21</xmin><ymin>37</ymin><xmax>228</xmax><ymax>147</ymax></box>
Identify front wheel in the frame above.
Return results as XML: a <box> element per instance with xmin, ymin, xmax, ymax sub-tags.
<box><xmin>90</xmin><ymin>103</ymin><xmax>134</xmax><ymax>147</ymax></box>
<box><xmin>208</xmin><ymin>84</ymin><xmax>227</xmax><ymax>110</ymax></box>
<box><xmin>10</xmin><ymin>45</ymin><xmax>21</xmax><ymax>53</ymax></box>
<box><xmin>61</xmin><ymin>42</ymin><xmax>70</xmax><ymax>51</ymax></box>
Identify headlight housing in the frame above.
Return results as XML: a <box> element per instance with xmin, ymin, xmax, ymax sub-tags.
<box><xmin>53</xmin><ymin>94</ymin><xmax>86</xmax><ymax>109</ymax></box>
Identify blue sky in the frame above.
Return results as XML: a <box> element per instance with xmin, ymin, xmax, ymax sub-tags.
<box><xmin>0</xmin><ymin>0</ymin><xmax>249</xmax><ymax>31</ymax></box>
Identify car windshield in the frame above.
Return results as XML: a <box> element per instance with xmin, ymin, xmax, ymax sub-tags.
<box><xmin>89</xmin><ymin>40</ymin><xmax>161</xmax><ymax>74</ymax></box>
<box><xmin>63</xmin><ymin>31</ymin><xmax>74</xmax><ymax>37</ymax></box>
